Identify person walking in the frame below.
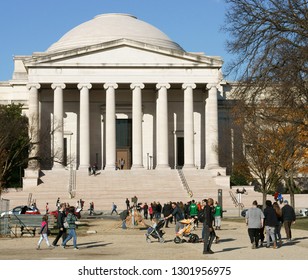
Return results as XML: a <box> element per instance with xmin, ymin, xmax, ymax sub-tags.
<box><xmin>281</xmin><ymin>200</ymin><xmax>296</xmax><ymax>241</ymax></box>
<box><xmin>164</xmin><ymin>202</ymin><xmax>184</xmax><ymax>235</ymax></box>
<box><xmin>189</xmin><ymin>200</ymin><xmax>199</xmax><ymax>227</ymax></box>
<box><xmin>61</xmin><ymin>206</ymin><xmax>79</xmax><ymax>250</ymax></box>
<box><xmin>143</xmin><ymin>202</ymin><xmax>149</xmax><ymax>219</ymax></box>
<box><xmin>37</xmin><ymin>215</ymin><xmax>53</xmax><ymax>250</ymax></box>
<box><xmin>263</xmin><ymin>200</ymin><xmax>278</xmax><ymax>249</ymax></box>
<box><xmin>45</xmin><ymin>202</ymin><xmax>49</xmax><ymax>214</ymax></box>
<box><xmin>202</xmin><ymin>198</ymin><xmax>216</xmax><ymax>254</ymax></box>
<box><xmin>245</xmin><ymin>200</ymin><xmax>264</xmax><ymax>249</ymax></box>
<box><xmin>273</xmin><ymin>201</ymin><xmax>283</xmax><ymax>246</ymax></box>
<box><xmin>111</xmin><ymin>202</ymin><xmax>118</xmax><ymax>215</ymax></box>
<box><xmin>52</xmin><ymin>203</ymin><xmax>67</xmax><ymax>247</ymax></box>
<box><xmin>125</xmin><ymin>198</ymin><xmax>130</xmax><ymax>210</ymax></box>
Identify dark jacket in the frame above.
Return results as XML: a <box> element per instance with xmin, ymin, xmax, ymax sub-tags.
<box><xmin>282</xmin><ymin>204</ymin><xmax>296</xmax><ymax>222</ymax></box>
<box><xmin>57</xmin><ymin>210</ymin><xmax>66</xmax><ymax>228</ymax></box>
<box><xmin>203</xmin><ymin>205</ymin><xmax>214</xmax><ymax>228</ymax></box>
<box><xmin>264</xmin><ymin>206</ymin><xmax>278</xmax><ymax>227</ymax></box>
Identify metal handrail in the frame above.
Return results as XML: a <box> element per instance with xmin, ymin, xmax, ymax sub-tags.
<box><xmin>68</xmin><ymin>164</ymin><xmax>76</xmax><ymax>198</ymax></box>
<box><xmin>177</xmin><ymin>168</ymin><xmax>193</xmax><ymax>198</ymax></box>
<box><xmin>229</xmin><ymin>191</ymin><xmax>244</xmax><ymax>208</ymax></box>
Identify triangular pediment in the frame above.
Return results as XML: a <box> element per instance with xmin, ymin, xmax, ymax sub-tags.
<box><xmin>25</xmin><ymin>39</ymin><xmax>223</xmax><ymax>68</ymax></box>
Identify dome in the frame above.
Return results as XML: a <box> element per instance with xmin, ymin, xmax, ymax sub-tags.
<box><xmin>47</xmin><ymin>13</ymin><xmax>184</xmax><ymax>52</ymax></box>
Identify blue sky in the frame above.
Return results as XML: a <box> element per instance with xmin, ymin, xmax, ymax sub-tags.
<box><xmin>0</xmin><ymin>0</ymin><xmax>232</xmax><ymax>81</ymax></box>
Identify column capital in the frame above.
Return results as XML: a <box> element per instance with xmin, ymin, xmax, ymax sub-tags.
<box><xmin>130</xmin><ymin>83</ymin><xmax>145</xmax><ymax>90</ymax></box>
<box><xmin>77</xmin><ymin>83</ymin><xmax>92</xmax><ymax>90</ymax></box>
<box><xmin>206</xmin><ymin>83</ymin><xmax>219</xmax><ymax>90</ymax></box>
<box><xmin>182</xmin><ymin>83</ymin><xmax>196</xmax><ymax>90</ymax></box>
<box><xmin>26</xmin><ymin>83</ymin><xmax>41</xmax><ymax>90</ymax></box>
<box><xmin>104</xmin><ymin>83</ymin><xmax>118</xmax><ymax>90</ymax></box>
<box><xmin>51</xmin><ymin>83</ymin><xmax>66</xmax><ymax>90</ymax></box>
<box><xmin>156</xmin><ymin>83</ymin><xmax>170</xmax><ymax>90</ymax></box>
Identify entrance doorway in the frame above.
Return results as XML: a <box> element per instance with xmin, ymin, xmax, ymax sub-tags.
<box><xmin>177</xmin><ymin>137</ymin><xmax>184</xmax><ymax>167</ymax></box>
<box><xmin>116</xmin><ymin>119</ymin><xmax>132</xmax><ymax>169</ymax></box>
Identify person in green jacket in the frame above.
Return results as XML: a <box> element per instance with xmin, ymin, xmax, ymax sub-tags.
<box><xmin>189</xmin><ymin>200</ymin><xmax>199</xmax><ymax>227</ymax></box>
<box><xmin>214</xmin><ymin>201</ymin><xmax>223</xmax><ymax>230</ymax></box>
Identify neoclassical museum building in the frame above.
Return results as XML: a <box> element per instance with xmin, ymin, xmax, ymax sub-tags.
<box><xmin>0</xmin><ymin>14</ymin><xmax>237</xmax><ymax>188</ymax></box>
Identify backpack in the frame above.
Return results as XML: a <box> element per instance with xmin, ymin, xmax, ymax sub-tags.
<box><xmin>198</xmin><ymin>210</ymin><xmax>205</xmax><ymax>223</ymax></box>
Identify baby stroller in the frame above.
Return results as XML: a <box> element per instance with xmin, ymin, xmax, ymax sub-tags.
<box><xmin>145</xmin><ymin>219</ymin><xmax>165</xmax><ymax>243</ymax></box>
<box><xmin>174</xmin><ymin>218</ymin><xmax>199</xmax><ymax>244</ymax></box>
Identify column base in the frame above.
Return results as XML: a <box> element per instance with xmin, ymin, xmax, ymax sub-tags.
<box><xmin>104</xmin><ymin>164</ymin><xmax>117</xmax><ymax>171</ymax></box>
<box><xmin>155</xmin><ymin>164</ymin><xmax>171</xmax><ymax>170</ymax></box>
<box><xmin>183</xmin><ymin>164</ymin><xmax>197</xmax><ymax>169</ymax></box>
<box><xmin>23</xmin><ymin>168</ymin><xmax>39</xmax><ymax>189</ymax></box>
<box><xmin>131</xmin><ymin>164</ymin><xmax>144</xmax><ymax>169</ymax></box>
<box><xmin>52</xmin><ymin>163</ymin><xmax>65</xmax><ymax>170</ymax></box>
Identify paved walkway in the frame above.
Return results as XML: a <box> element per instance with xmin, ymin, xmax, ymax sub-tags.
<box><xmin>0</xmin><ymin>217</ymin><xmax>307</xmax><ymax>260</ymax></box>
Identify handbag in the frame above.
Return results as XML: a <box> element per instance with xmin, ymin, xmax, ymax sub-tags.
<box><xmin>63</xmin><ymin>218</ymin><xmax>69</xmax><ymax>229</ymax></box>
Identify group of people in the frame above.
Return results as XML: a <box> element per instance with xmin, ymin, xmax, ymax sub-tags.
<box><xmin>37</xmin><ymin>202</ymin><xmax>79</xmax><ymax>250</ymax></box>
<box><xmin>122</xmin><ymin>197</ymin><xmax>223</xmax><ymax>254</ymax></box>
<box><xmin>245</xmin><ymin>199</ymin><xmax>296</xmax><ymax>249</ymax></box>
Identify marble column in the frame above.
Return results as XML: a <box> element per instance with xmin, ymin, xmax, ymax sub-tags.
<box><xmin>131</xmin><ymin>83</ymin><xmax>144</xmax><ymax>169</ymax></box>
<box><xmin>205</xmin><ymin>83</ymin><xmax>219</xmax><ymax>169</ymax></box>
<box><xmin>78</xmin><ymin>83</ymin><xmax>92</xmax><ymax>169</ymax></box>
<box><xmin>182</xmin><ymin>83</ymin><xmax>196</xmax><ymax>168</ymax></box>
<box><xmin>104</xmin><ymin>83</ymin><xmax>118</xmax><ymax>170</ymax></box>
<box><xmin>51</xmin><ymin>83</ymin><xmax>66</xmax><ymax>168</ymax></box>
<box><xmin>156</xmin><ymin>83</ymin><xmax>170</xmax><ymax>169</ymax></box>
<box><xmin>27</xmin><ymin>83</ymin><xmax>41</xmax><ymax>169</ymax></box>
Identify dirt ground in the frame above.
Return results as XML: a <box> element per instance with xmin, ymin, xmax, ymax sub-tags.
<box><xmin>0</xmin><ymin>216</ymin><xmax>307</xmax><ymax>260</ymax></box>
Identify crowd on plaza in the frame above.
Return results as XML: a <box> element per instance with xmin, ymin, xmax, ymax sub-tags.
<box><xmin>35</xmin><ymin>195</ymin><xmax>297</xmax><ymax>255</ymax></box>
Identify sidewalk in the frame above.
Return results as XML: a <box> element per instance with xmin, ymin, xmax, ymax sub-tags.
<box><xmin>0</xmin><ymin>218</ymin><xmax>307</xmax><ymax>260</ymax></box>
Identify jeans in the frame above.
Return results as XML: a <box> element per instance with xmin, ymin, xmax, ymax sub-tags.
<box><xmin>203</xmin><ymin>224</ymin><xmax>215</xmax><ymax>252</ymax></box>
<box><xmin>265</xmin><ymin>226</ymin><xmax>276</xmax><ymax>246</ymax></box>
<box><xmin>62</xmin><ymin>228</ymin><xmax>77</xmax><ymax>248</ymax></box>
<box><xmin>37</xmin><ymin>233</ymin><xmax>50</xmax><ymax>247</ymax></box>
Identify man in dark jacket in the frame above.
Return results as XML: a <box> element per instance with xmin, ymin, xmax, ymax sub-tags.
<box><xmin>203</xmin><ymin>198</ymin><xmax>216</xmax><ymax>254</ymax></box>
<box><xmin>281</xmin><ymin>200</ymin><xmax>296</xmax><ymax>241</ymax></box>
<box><xmin>52</xmin><ymin>203</ymin><xmax>67</xmax><ymax>246</ymax></box>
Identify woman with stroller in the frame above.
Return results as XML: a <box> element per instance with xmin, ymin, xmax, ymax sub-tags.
<box><xmin>164</xmin><ymin>202</ymin><xmax>184</xmax><ymax>235</ymax></box>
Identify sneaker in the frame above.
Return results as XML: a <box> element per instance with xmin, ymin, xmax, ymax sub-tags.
<box><xmin>61</xmin><ymin>244</ymin><xmax>65</xmax><ymax>249</ymax></box>
<box><xmin>49</xmin><ymin>245</ymin><xmax>55</xmax><ymax>248</ymax></box>
<box><xmin>252</xmin><ymin>243</ymin><xmax>256</xmax><ymax>249</ymax></box>
<box><xmin>36</xmin><ymin>246</ymin><xmax>40</xmax><ymax>250</ymax></box>
<box><xmin>203</xmin><ymin>250</ymin><xmax>214</xmax><ymax>254</ymax></box>
<box><xmin>73</xmin><ymin>247</ymin><xmax>79</xmax><ymax>250</ymax></box>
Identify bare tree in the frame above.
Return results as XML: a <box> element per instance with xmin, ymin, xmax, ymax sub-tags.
<box><xmin>224</xmin><ymin>0</ymin><xmax>308</xmax><ymax>128</ymax></box>
<box><xmin>224</xmin><ymin>0</ymin><xmax>308</xmax><ymax>206</ymax></box>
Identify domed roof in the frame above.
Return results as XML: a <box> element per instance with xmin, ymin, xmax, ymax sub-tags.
<box><xmin>47</xmin><ymin>13</ymin><xmax>184</xmax><ymax>52</ymax></box>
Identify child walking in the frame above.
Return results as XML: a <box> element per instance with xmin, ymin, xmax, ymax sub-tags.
<box><xmin>37</xmin><ymin>215</ymin><xmax>53</xmax><ymax>250</ymax></box>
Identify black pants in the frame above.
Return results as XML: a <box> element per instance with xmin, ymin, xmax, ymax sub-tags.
<box><xmin>248</xmin><ymin>228</ymin><xmax>260</xmax><ymax>246</ymax></box>
<box><xmin>203</xmin><ymin>225</ymin><xmax>215</xmax><ymax>252</ymax></box>
<box><xmin>53</xmin><ymin>228</ymin><xmax>67</xmax><ymax>246</ymax></box>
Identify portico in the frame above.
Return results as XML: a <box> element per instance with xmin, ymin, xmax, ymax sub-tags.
<box><xmin>27</xmin><ymin>80</ymin><xmax>221</xmax><ymax>172</ymax></box>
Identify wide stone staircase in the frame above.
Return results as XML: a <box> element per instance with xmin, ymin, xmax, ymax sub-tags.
<box><xmin>1</xmin><ymin>168</ymin><xmax>268</xmax><ymax>216</ymax></box>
